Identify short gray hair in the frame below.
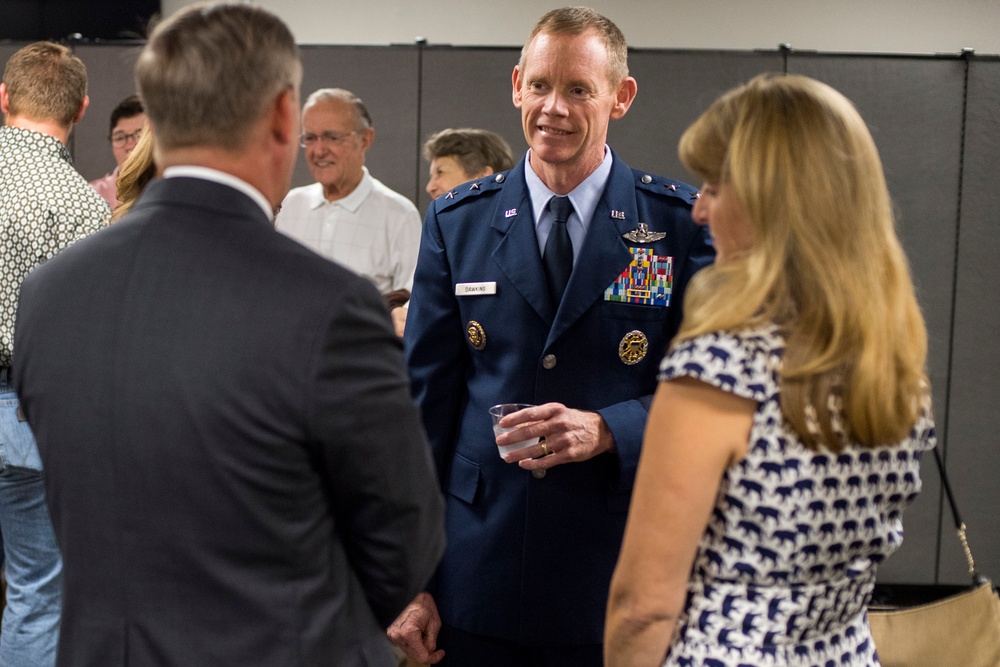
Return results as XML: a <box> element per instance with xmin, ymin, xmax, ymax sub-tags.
<box><xmin>423</xmin><ymin>128</ymin><xmax>514</xmax><ymax>176</ymax></box>
<box><xmin>135</xmin><ymin>2</ymin><xmax>302</xmax><ymax>152</ymax></box>
<box><xmin>304</xmin><ymin>88</ymin><xmax>372</xmax><ymax>130</ymax></box>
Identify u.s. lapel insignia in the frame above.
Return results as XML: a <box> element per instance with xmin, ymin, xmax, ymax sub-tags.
<box><xmin>622</xmin><ymin>222</ymin><xmax>666</xmax><ymax>243</ymax></box>
<box><xmin>504</xmin><ymin>208</ymin><xmax>517</xmax><ymax>218</ymax></box>
<box><xmin>611</xmin><ymin>210</ymin><xmax>626</xmax><ymax>220</ymax></box>
<box><xmin>467</xmin><ymin>321</ymin><xmax>487</xmax><ymax>350</ymax></box>
<box><xmin>619</xmin><ymin>330</ymin><xmax>648</xmax><ymax>365</ymax></box>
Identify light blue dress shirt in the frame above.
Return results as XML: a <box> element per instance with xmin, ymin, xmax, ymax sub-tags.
<box><xmin>523</xmin><ymin>146</ymin><xmax>614</xmax><ymax>266</ymax></box>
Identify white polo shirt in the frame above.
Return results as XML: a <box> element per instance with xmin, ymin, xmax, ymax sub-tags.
<box><xmin>275</xmin><ymin>167</ymin><xmax>421</xmax><ymax>293</ymax></box>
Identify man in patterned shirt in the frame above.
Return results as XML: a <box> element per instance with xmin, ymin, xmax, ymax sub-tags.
<box><xmin>0</xmin><ymin>41</ymin><xmax>109</xmax><ymax>666</ymax></box>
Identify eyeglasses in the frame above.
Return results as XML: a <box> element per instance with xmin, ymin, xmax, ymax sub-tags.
<box><xmin>300</xmin><ymin>130</ymin><xmax>360</xmax><ymax>148</ymax></box>
<box><xmin>110</xmin><ymin>129</ymin><xmax>143</xmax><ymax>146</ymax></box>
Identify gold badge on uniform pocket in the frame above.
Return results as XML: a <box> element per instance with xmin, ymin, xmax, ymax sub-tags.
<box><xmin>467</xmin><ymin>321</ymin><xmax>486</xmax><ymax>350</ymax></box>
<box><xmin>618</xmin><ymin>330</ymin><xmax>648</xmax><ymax>365</ymax></box>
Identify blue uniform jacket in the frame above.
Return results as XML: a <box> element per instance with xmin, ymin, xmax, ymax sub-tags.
<box><xmin>405</xmin><ymin>151</ymin><xmax>715</xmax><ymax>646</ymax></box>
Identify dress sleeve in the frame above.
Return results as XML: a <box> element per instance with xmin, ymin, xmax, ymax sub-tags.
<box><xmin>657</xmin><ymin>330</ymin><xmax>774</xmax><ymax>404</ymax></box>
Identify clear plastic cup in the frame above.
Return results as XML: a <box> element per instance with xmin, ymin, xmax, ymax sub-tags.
<box><xmin>489</xmin><ymin>403</ymin><xmax>540</xmax><ymax>458</ymax></box>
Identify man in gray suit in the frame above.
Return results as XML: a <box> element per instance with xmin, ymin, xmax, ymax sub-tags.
<box><xmin>12</xmin><ymin>4</ymin><xmax>444</xmax><ymax>666</ymax></box>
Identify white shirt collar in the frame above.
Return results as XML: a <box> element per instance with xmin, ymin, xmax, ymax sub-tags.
<box><xmin>307</xmin><ymin>166</ymin><xmax>374</xmax><ymax>213</ymax></box>
<box><xmin>163</xmin><ymin>165</ymin><xmax>273</xmax><ymax>220</ymax></box>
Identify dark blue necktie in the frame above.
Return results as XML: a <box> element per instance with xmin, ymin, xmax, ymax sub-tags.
<box><xmin>543</xmin><ymin>196</ymin><xmax>573</xmax><ymax>305</ymax></box>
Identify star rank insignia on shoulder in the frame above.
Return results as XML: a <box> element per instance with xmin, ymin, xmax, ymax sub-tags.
<box><xmin>434</xmin><ymin>170</ymin><xmax>509</xmax><ymax>213</ymax></box>
<box><xmin>633</xmin><ymin>170</ymin><xmax>700</xmax><ymax>205</ymax></box>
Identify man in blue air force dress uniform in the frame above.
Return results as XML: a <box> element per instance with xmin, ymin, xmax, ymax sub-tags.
<box><xmin>389</xmin><ymin>7</ymin><xmax>714</xmax><ymax>666</ymax></box>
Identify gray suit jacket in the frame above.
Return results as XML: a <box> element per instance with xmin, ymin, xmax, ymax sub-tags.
<box><xmin>14</xmin><ymin>176</ymin><xmax>445</xmax><ymax>667</ymax></box>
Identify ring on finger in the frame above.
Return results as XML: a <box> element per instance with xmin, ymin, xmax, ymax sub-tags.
<box><xmin>540</xmin><ymin>441</ymin><xmax>548</xmax><ymax>456</ymax></box>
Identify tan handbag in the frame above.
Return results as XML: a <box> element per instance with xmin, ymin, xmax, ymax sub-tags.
<box><xmin>868</xmin><ymin>446</ymin><xmax>1000</xmax><ymax>667</ymax></box>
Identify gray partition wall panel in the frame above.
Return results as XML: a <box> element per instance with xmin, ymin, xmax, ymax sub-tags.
<box><xmin>72</xmin><ymin>44</ymin><xmax>145</xmax><ymax>182</ymax></box>
<box><xmin>788</xmin><ymin>55</ymin><xmax>966</xmax><ymax>583</ymax></box>
<box><xmin>611</xmin><ymin>50</ymin><xmax>785</xmax><ymax>185</ymax></box>
<box><xmin>942</xmin><ymin>57</ymin><xmax>1000</xmax><ymax>584</ymax></box>
<box><xmin>298</xmin><ymin>45</ymin><xmax>420</xmax><ymax>205</ymax></box>
<box><xmin>417</xmin><ymin>46</ymin><xmax>524</xmax><ymax>214</ymax></box>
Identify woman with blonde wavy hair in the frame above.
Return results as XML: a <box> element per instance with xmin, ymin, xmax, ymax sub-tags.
<box><xmin>113</xmin><ymin>125</ymin><xmax>157</xmax><ymax>220</ymax></box>
<box><xmin>606</xmin><ymin>74</ymin><xmax>934</xmax><ymax>666</ymax></box>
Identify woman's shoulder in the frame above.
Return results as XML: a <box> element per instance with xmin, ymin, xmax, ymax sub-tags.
<box><xmin>658</xmin><ymin>325</ymin><xmax>783</xmax><ymax>403</ymax></box>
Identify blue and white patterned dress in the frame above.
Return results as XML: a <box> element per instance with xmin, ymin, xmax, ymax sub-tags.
<box><xmin>657</xmin><ymin>325</ymin><xmax>935</xmax><ymax>667</ymax></box>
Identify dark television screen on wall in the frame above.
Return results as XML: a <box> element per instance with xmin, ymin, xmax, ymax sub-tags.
<box><xmin>1</xmin><ymin>1</ymin><xmax>160</xmax><ymax>41</ymax></box>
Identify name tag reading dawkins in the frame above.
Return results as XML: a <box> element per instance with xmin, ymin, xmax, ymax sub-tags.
<box><xmin>455</xmin><ymin>282</ymin><xmax>497</xmax><ymax>296</ymax></box>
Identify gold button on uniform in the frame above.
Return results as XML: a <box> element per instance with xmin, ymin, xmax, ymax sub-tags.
<box><xmin>532</xmin><ymin>469</ymin><xmax>547</xmax><ymax>479</ymax></box>
<box><xmin>542</xmin><ymin>354</ymin><xmax>557</xmax><ymax>369</ymax></box>
<box><xmin>467</xmin><ymin>321</ymin><xmax>486</xmax><ymax>350</ymax></box>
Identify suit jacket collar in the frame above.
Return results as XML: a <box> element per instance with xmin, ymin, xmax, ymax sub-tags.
<box><xmin>490</xmin><ymin>150</ymin><xmax>639</xmax><ymax>343</ymax></box>
<box><xmin>133</xmin><ymin>176</ymin><xmax>274</xmax><ymax>228</ymax></box>
<box><xmin>162</xmin><ymin>166</ymin><xmax>273</xmax><ymax>219</ymax></box>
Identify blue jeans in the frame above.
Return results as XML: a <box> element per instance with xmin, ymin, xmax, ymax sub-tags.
<box><xmin>0</xmin><ymin>369</ymin><xmax>61</xmax><ymax>666</ymax></box>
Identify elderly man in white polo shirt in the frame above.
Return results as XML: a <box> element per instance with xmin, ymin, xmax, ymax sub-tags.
<box><xmin>275</xmin><ymin>88</ymin><xmax>420</xmax><ymax>307</ymax></box>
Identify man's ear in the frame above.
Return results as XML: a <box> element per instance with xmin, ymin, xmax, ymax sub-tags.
<box><xmin>610</xmin><ymin>77</ymin><xmax>637</xmax><ymax>120</ymax></box>
<box><xmin>271</xmin><ymin>86</ymin><xmax>298</xmax><ymax>147</ymax></box>
<box><xmin>358</xmin><ymin>126</ymin><xmax>375</xmax><ymax>152</ymax></box>
<box><xmin>71</xmin><ymin>95</ymin><xmax>90</xmax><ymax>124</ymax></box>
<box><xmin>0</xmin><ymin>83</ymin><xmax>9</xmax><ymax>115</ymax></box>
<box><xmin>512</xmin><ymin>66</ymin><xmax>524</xmax><ymax>109</ymax></box>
